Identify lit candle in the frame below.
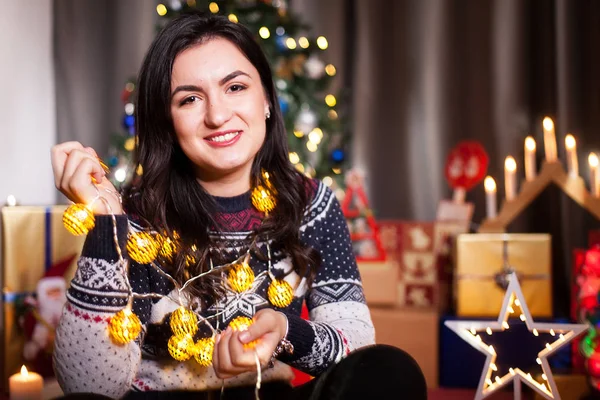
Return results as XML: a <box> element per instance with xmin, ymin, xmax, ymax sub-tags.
<box><xmin>590</xmin><ymin>153</ymin><xmax>599</xmax><ymax>197</ymax></box>
<box><xmin>524</xmin><ymin>136</ymin><xmax>537</xmax><ymax>181</ymax></box>
<box><xmin>543</xmin><ymin>117</ymin><xmax>557</xmax><ymax>162</ymax></box>
<box><xmin>504</xmin><ymin>156</ymin><xmax>517</xmax><ymax>201</ymax></box>
<box><xmin>484</xmin><ymin>176</ymin><xmax>497</xmax><ymax>219</ymax></box>
<box><xmin>565</xmin><ymin>134</ymin><xmax>579</xmax><ymax>177</ymax></box>
<box><xmin>9</xmin><ymin>366</ymin><xmax>43</xmax><ymax>400</ymax></box>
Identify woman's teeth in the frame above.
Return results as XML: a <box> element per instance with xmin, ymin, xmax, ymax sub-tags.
<box><xmin>209</xmin><ymin>131</ymin><xmax>240</xmax><ymax>142</ymax></box>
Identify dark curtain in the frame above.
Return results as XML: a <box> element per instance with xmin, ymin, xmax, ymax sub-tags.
<box><xmin>351</xmin><ymin>0</ymin><xmax>600</xmax><ymax>317</ymax></box>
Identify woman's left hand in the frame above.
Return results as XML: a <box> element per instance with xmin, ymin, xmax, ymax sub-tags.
<box><xmin>212</xmin><ymin>309</ymin><xmax>288</xmax><ymax>379</ymax></box>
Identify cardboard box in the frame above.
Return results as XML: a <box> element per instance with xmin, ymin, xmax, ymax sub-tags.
<box><xmin>455</xmin><ymin>234</ymin><xmax>552</xmax><ymax>317</ymax></box>
<box><xmin>357</xmin><ymin>260</ymin><xmax>398</xmax><ymax>306</ymax></box>
<box><xmin>370</xmin><ymin>307</ymin><xmax>438</xmax><ymax>388</ymax></box>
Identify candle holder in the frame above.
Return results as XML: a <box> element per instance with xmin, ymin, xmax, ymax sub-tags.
<box><xmin>479</xmin><ymin>161</ymin><xmax>600</xmax><ymax>233</ymax></box>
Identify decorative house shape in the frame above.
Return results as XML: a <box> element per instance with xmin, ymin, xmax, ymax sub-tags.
<box><xmin>341</xmin><ymin>183</ymin><xmax>386</xmax><ymax>262</ymax></box>
<box><xmin>479</xmin><ymin>161</ymin><xmax>600</xmax><ymax>233</ymax></box>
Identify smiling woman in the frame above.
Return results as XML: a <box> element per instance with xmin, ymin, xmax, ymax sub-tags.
<box><xmin>50</xmin><ymin>9</ymin><xmax>426</xmax><ymax>400</ymax></box>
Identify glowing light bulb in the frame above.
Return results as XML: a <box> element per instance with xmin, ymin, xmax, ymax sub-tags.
<box><xmin>316</xmin><ymin>36</ymin><xmax>328</xmax><ymax>49</ymax></box>
<box><xmin>306</xmin><ymin>141</ymin><xmax>318</xmax><ymax>152</ymax></box>
<box><xmin>502</xmin><ymin>321</ymin><xmax>509</xmax><ymax>329</ymax></box>
<box><xmin>550</xmin><ymin>329</ymin><xmax>555</xmax><ymax>336</ymax></box>
<box><xmin>259</xmin><ymin>27</ymin><xmax>270</xmax><ymax>39</ymax></box>
<box><xmin>228</xmin><ymin>14</ymin><xmax>238</xmax><ymax>23</ymax></box>
<box><xmin>323</xmin><ymin>176</ymin><xmax>333</xmax><ymax>187</ymax></box>
<box><xmin>325</xmin><ymin>64</ymin><xmax>336</xmax><ymax>76</ymax></box>
<box><xmin>533</xmin><ymin>329</ymin><xmax>539</xmax><ymax>336</ymax></box>
<box><xmin>209</xmin><ymin>2</ymin><xmax>219</xmax><ymax>13</ymax></box>
<box><xmin>286</xmin><ymin>38</ymin><xmax>297</xmax><ymax>49</ymax></box>
<box><xmin>514</xmin><ymin>299</ymin><xmax>520</xmax><ymax>307</ymax></box>
<box><xmin>520</xmin><ymin>314</ymin><xmax>526</xmax><ymax>321</ymax></box>
<box><xmin>289</xmin><ymin>152</ymin><xmax>300</xmax><ymax>164</ymax></box>
<box><xmin>325</xmin><ymin>94</ymin><xmax>337</xmax><ymax>107</ymax></box>
<box><xmin>486</xmin><ymin>327</ymin><xmax>492</xmax><ymax>335</ymax></box>
<box><xmin>156</xmin><ymin>4</ymin><xmax>167</xmax><ymax>16</ymax></box>
<box><xmin>298</xmin><ymin>37</ymin><xmax>309</xmax><ymax>48</ymax></box>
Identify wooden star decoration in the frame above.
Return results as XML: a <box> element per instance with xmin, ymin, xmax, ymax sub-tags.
<box><xmin>445</xmin><ymin>273</ymin><xmax>587</xmax><ymax>400</ymax></box>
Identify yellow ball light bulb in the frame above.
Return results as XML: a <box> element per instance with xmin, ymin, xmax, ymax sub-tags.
<box><xmin>194</xmin><ymin>337</ymin><xmax>215</xmax><ymax>367</ymax></box>
<box><xmin>229</xmin><ymin>316</ymin><xmax>258</xmax><ymax>348</ymax></box>
<box><xmin>127</xmin><ymin>231</ymin><xmax>159</xmax><ymax>264</ymax></box>
<box><xmin>63</xmin><ymin>204</ymin><xmax>95</xmax><ymax>236</ymax></box>
<box><xmin>108</xmin><ymin>309</ymin><xmax>142</xmax><ymax>345</ymax></box>
<box><xmin>267</xmin><ymin>279</ymin><xmax>294</xmax><ymax>308</ymax></box>
<box><xmin>251</xmin><ymin>185</ymin><xmax>276</xmax><ymax>214</ymax></box>
<box><xmin>168</xmin><ymin>334</ymin><xmax>195</xmax><ymax>361</ymax></box>
<box><xmin>170</xmin><ymin>307</ymin><xmax>198</xmax><ymax>338</ymax></box>
<box><xmin>227</xmin><ymin>262</ymin><xmax>255</xmax><ymax>293</ymax></box>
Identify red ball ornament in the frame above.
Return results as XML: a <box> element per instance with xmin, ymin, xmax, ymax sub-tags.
<box><xmin>444</xmin><ymin>141</ymin><xmax>489</xmax><ymax>191</ymax></box>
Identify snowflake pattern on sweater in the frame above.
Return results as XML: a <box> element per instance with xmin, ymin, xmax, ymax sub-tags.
<box><xmin>53</xmin><ymin>181</ymin><xmax>375</xmax><ymax>397</ymax></box>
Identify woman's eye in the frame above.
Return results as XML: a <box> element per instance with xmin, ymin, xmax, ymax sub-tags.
<box><xmin>180</xmin><ymin>96</ymin><xmax>199</xmax><ymax>105</ymax></box>
<box><xmin>228</xmin><ymin>84</ymin><xmax>246</xmax><ymax>93</ymax></box>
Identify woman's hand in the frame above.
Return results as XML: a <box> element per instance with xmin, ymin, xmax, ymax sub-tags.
<box><xmin>212</xmin><ymin>309</ymin><xmax>288</xmax><ymax>379</ymax></box>
<box><xmin>51</xmin><ymin>141</ymin><xmax>123</xmax><ymax>214</ymax></box>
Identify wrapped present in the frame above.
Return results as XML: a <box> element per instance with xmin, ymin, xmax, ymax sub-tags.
<box><xmin>439</xmin><ymin>315</ymin><xmax>572</xmax><ymax>389</ymax></box>
<box><xmin>455</xmin><ymin>234</ymin><xmax>552</xmax><ymax>317</ymax></box>
<box><xmin>379</xmin><ymin>220</ymin><xmax>467</xmax><ymax>310</ymax></box>
<box><xmin>370</xmin><ymin>307</ymin><xmax>438</xmax><ymax>388</ymax></box>
<box><xmin>1</xmin><ymin>206</ymin><xmax>85</xmax><ymax>387</ymax></box>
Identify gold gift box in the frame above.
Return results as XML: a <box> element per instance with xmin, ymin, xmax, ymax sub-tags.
<box><xmin>455</xmin><ymin>234</ymin><xmax>552</xmax><ymax>317</ymax></box>
<box><xmin>1</xmin><ymin>206</ymin><xmax>84</xmax><ymax>386</ymax></box>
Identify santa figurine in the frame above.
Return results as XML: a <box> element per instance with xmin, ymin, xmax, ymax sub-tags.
<box><xmin>22</xmin><ymin>255</ymin><xmax>74</xmax><ymax>377</ymax></box>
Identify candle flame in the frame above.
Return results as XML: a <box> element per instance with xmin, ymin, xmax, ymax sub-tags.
<box><xmin>543</xmin><ymin>117</ymin><xmax>554</xmax><ymax>131</ymax></box>
<box><xmin>589</xmin><ymin>153</ymin><xmax>599</xmax><ymax>168</ymax></box>
<box><xmin>565</xmin><ymin>134</ymin><xmax>576</xmax><ymax>150</ymax></box>
<box><xmin>525</xmin><ymin>136</ymin><xmax>536</xmax><ymax>151</ymax></box>
<box><xmin>505</xmin><ymin>156</ymin><xmax>517</xmax><ymax>172</ymax></box>
<box><xmin>20</xmin><ymin>365</ymin><xmax>28</xmax><ymax>377</ymax></box>
<box><xmin>484</xmin><ymin>176</ymin><xmax>496</xmax><ymax>192</ymax></box>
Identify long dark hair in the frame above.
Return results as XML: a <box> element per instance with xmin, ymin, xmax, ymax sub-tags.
<box><xmin>125</xmin><ymin>10</ymin><xmax>320</xmax><ymax>303</ymax></box>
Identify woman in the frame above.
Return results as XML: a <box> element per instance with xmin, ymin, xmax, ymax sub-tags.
<box><xmin>51</xmin><ymin>10</ymin><xmax>426</xmax><ymax>400</ymax></box>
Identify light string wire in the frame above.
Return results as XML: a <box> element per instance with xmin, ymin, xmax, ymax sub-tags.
<box><xmin>97</xmin><ymin>187</ymin><xmax>264</xmax><ymax>397</ymax></box>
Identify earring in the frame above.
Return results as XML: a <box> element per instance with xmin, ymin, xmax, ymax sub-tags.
<box><xmin>265</xmin><ymin>109</ymin><xmax>271</xmax><ymax>119</ymax></box>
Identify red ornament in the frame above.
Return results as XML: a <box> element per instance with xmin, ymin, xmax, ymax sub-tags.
<box><xmin>585</xmin><ymin>248</ymin><xmax>600</xmax><ymax>276</ymax></box>
<box><xmin>444</xmin><ymin>141</ymin><xmax>489</xmax><ymax>191</ymax></box>
<box><xmin>588</xmin><ymin>350</ymin><xmax>600</xmax><ymax>378</ymax></box>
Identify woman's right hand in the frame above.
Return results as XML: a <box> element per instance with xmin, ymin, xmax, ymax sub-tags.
<box><xmin>51</xmin><ymin>141</ymin><xmax>123</xmax><ymax>215</ymax></box>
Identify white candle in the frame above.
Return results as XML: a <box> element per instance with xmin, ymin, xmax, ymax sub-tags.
<box><xmin>543</xmin><ymin>117</ymin><xmax>557</xmax><ymax>162</ymax></box>
<box><xmin>565</xmin><ymin>134</ymin><xmax>579</xmax><ymax>177</ymax></box>
<box><xmin>504</xmin><ymin>156</ymin><xmax>517</xmax><ymax>201</ymax></box>
<box><xmin>484</xmin><ymin>176</ymin><xmax>497</xmax><ymax>219</ymax></box>
<box><xmin>524</xmin><ymin>136</ymin><xmax>537</xmax><ymax>181</ymax></box>
<box><xmin>9</xmin><ymin>366</ymin><xmax>43</xmax><ymax>400</ymax></box>
<box><xmin>590</xmin><ymin>153</ymin><xmax>599</xmax><ymax>197</ymax></box>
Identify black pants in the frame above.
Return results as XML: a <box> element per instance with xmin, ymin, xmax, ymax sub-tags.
<box><xmin>63</xmin><ymin>345</ymin><xmax>427</xmax><ymax>399</ymax></box>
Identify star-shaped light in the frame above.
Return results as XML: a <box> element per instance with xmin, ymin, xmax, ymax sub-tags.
<box><xmin>445</xmin><ymin>273</ymin><xmax>587</xmax><ymax>400</ymax></box>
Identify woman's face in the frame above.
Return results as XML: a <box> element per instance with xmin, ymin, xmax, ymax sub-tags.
<box><xmin>170</xmin><ymin>37</ymin><xmax>269</xmax><ymax>185</ymax></box>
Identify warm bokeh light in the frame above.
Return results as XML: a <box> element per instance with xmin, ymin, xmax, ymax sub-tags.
<box><xmin>259</xmin><ymin>27</ymin><xmax>270</xmax><ymax>39</ymax></box>
<box><xmin>298</xmin><ymin>37</ymin><xmax>309</xmax><ymax>48</ymax></box>
<box><xmin>484</xmin><ymin>176</ymin><xmax>496</xmax><ymax>192</ymax></box>
<box><xmin>505</xmin><ymin>156</ymin><xmax>517</xmax><ymax>172</ymax></box>
<box><xmin>325</xmin><ymin>64</ymin><xmax>336</xmax><ymax>76</ymax></box>
<box><xmin>525</xmin><ymin>136</ymin><xmax>536</xmax><ymax>151</ymax></box>
<box><xmin>156</xmin><ymin>4</ymin><xmax>167</xmax><ymax>16</ymax></box>
<box><xmin>316</xmin><ymin>36</ymin><xmax>328</xmax><ymax>49</ymax></box>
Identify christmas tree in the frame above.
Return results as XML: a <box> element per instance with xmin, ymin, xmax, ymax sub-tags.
<box><xmin>106</xmin><ymin>0</ymin><xmax>349</xmax><ymax>190</ymax></box>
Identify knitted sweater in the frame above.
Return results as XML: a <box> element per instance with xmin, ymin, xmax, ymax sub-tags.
<box><xmin>53</xmin><ymin>181</ymin><xmax>375</xmax><ymax>398</ymax></box>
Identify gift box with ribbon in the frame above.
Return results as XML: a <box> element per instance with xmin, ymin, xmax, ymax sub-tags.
<box><xmin>1</xmin><ymin>206</ymin><xmax>84</xmax><ymax>388</ymax></box>
<box><xmin>455</xmin><ymin>234</ymin><xmax>552</xmax><ymax>317</ymax></box>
